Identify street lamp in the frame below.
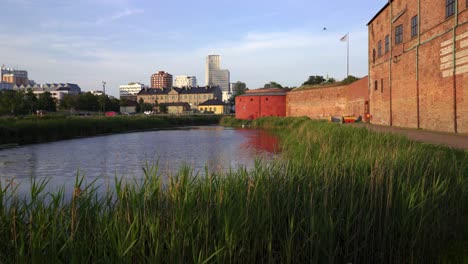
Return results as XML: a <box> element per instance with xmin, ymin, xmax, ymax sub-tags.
<box><xmin>102</xmin><ymin>81</ymin><xmax>106</xmax><ymax>114</ymax></box>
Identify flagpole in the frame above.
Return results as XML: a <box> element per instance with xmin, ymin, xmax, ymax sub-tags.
<box><xmin>347</xmin><ymin>33</ymin><xmax>349</xmax><ymax>77</ymax></box>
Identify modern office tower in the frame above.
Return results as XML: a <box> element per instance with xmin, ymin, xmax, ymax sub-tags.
<box><xmin>205</xmin><ymin>55</ymin><xmax>230</xmax><ymax>93</ymax></box>
<box><xmin>174</xmin><ymin>76</ymin><xmax>197</xmax><ymax>87</ymax></box>
<box><xmin>151</xmin><ymin>71</ymin><xmax>173</xmax><ymax>89</ymax></box>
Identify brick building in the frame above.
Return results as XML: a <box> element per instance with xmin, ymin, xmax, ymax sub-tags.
<box><xmin>287</xmin><ymin>77</ymin><xmax>369</xmax><ymax>120</ymax></box>
<box><xmin>368</xmin><ymin>0</ymin><xmax>468</xmax><ymax>133</ymax></box>
<box><xmin>235</xmin><ymin>88</ymin><xmax>289</xmax><ymax>120</ymax></box>
<box><xmin>151</xmin><ymin>71</ymin><xmax>173</xmax><ymax>89</ymax></box>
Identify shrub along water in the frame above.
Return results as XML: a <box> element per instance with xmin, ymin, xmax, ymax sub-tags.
<box><xmin>0</xmin><ymin>115</ymin><xmax>222</xmax><ymax>145</ymax></box>
<box><xmin>0</xmin><ymin>117</ymin><xmax>467</xmax><ymax>263</ymax></box>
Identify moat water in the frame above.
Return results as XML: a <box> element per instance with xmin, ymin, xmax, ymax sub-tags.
<box><xmin>0</xmin><ymin>126</ymin><xmax>280</xmax><ymax>196</ymax></box>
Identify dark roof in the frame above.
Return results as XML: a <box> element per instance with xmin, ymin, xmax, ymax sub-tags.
<box><xmin>367</xmin><ymin>1</ymin><xmax>391</xmax><ymax>26</ymax></box>
<box><xmin>238</xmin><ymin>88</ymin><xmax>289</xmax><ymax>97</ymax></box>
<box><xmin>178</xmin><ymin>86</ymin><xmax>219</xmax><ymax>94</ymax></box>
<box><xmin>159</xmin><ymin>102</ymin><xmax>190</xmax><ymax>107</ymax></box>
<box><xmin>198</xmin><ymin>99</ymin><xmax>227</xmax><ymax>106</ymax></box>
<box><xmin>138</xmin><ymin>88</ymin><xmax>171</xmax><ymax>95</ymax></box>
<box><xmin>138</xmin><ymin>87</ymin><xmax>220</xmax><ymax>96</ymax></box>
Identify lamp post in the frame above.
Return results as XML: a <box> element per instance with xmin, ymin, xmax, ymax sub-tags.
<box><xmin>102</xmin><ymin>81</ymin><xmax>106</xmax><ymax>114</ymax></box>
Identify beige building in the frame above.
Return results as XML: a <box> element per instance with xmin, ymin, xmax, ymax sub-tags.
<box><xmin>159</xmin><ymin>102</ymin><xmax>191</xmax><ymax>114</ymax></box>
<box><xmin>137</xmin><ymin>86</ymin><xmax>222</xmax><ymax>109</ymax></box>
<box><xmin>198</xmin><ymin>99</ymin><xmax>230</xmax><ymax>114</ymax></box>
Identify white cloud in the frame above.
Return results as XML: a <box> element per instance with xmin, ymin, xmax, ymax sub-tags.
<box><xmin>96</xmin><ymin>8</ymin><xmax>144</xmax><ymax>25</ymax></box>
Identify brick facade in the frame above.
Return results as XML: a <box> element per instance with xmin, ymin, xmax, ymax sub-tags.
<box><xmin>286</xmin><ymin>77</ymin><xmax>369</xmax><ymax>120</ymax></box>
<box><xmin>235</xmin><ymin>89</ymin><xmax>288</xmax><ymax>120</ymax></box>
<box><xmin>368</xmin><ymin>0</ymin><xmax>468</xmax><ymax>134</ymax></box>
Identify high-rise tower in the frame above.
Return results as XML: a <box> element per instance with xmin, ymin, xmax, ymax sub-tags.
<box><xmin>205</xmin><ymin>55</ymin><xmax>230</xmax><ymax>93</ymax></box>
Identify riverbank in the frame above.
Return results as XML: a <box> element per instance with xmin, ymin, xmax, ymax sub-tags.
<box><xmin>0</xmin><ymin>115</ymin><xmax>222</xmax><ymax>145</ymax></box>
<box><xmin>0</xmin><ymin>116</ymin><xmax>467</xmax><ymax>263</ymax></box>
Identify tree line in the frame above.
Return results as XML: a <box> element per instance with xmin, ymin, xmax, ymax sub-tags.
<box><xmin>0</xmin><ymin>89</ymin><xmax>120</xmax><ymax>115</ymax></box>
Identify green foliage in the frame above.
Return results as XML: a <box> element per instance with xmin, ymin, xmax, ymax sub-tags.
<box><xmin>0</xmin><ymin>117</ymin><xmax>466</xmax><ymax>262</ymax></box>
<box><xmin>303</xmin><ymin>75</ymin><xmax>326</xmax><ymax>85</ymax></box>
<box><xmin>228</xmin><ymin>81</ymin><xmax>248</xmax><ymax>105</ymax></box>
<box><xmin>0</xmin><ymin>115</ymin><xmax>222</xmax><ymax>145</ymax></box>
<box><xmin>158</xmin><ymin>105</ymin><xmax>168</xmax><ymax>114</ymax></box>
<box><xmin>341</xmin><ymin>75</ymin><xmax>360</xmax><ymax>85</ymax></box>
<box><xmin>264</xmin><ymin>81</ymin><xmax>283</xmax><ymax>89</ymax></box>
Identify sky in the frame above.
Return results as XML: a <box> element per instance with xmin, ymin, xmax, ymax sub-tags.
<box><xmin>0</xmin><ymin>0</ymin><xmax>387</xmax><ymax>97</ymax></box>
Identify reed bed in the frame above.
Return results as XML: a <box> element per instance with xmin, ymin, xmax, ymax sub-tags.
<box><xmin>0</xmin><ymin>117</ymin><xmax>467</xmax><ymax>263</ymax></box>
<box><xmin>0</xmin><ymin>115</ymin><xmax>222</xmax><ymax>145</ymax></box>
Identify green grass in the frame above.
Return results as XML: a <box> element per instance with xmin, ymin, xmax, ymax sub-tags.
<box><xmin>0</xmin><ymin>115</ymin><xmax>222</xmax><ymax>145</ymax></box>
<box><xmin>0</xmin><ymin>117</ymin><xmax>467</xmax><ymax>263</ymax></box>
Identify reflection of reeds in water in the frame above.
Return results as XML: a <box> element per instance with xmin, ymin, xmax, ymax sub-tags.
<box><xmin>0</xmin><ymin>117</ymin><xmax>467</xmax><ymax>263</ymax></box>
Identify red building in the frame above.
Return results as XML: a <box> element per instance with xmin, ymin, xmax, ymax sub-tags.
<box><xmin>235</xmin><ymin>88</ymin><xmax>289</xmax><ymax>120</ymax></box>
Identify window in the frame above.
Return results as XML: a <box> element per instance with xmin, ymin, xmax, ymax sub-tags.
<box><xmin>411</xmin><ymin>15</ymin><xmax>418</xmax><ymax>38</ymax></box>
<box><xmin>385</xmin><ymin>35</ymin><xmax>389</xmax><ymax>53</ymax></box>
<box><xmin>378</xmin><ymin>40</ymin><xmax>382</xmax><ymax>57</ymax></box>
<box><xmin>381</xmin><ymin>79</ymin><xmax>384</xmax><ymax>93</ymax></box>
<box><xmin>374</xmin><ymin>80</ymin><xmax>378</xmax><ymax>91</ymax></box>
<box><xmin>395</xmin><ymin>24</ymin><xmax>403</xmax><ymax>44</ymax></box>
<box><xmin>266</xmin><ymin>97</ymin><xmax>269</xmax><ymax>101</ymax></box>
<box><xmin>446</xmin><ymin>0</ymin><xmax>455</xmax><ymax>17</ymax></box>
<box><xmin>373</xmin><ymin>49</ymin><xmax>376</xmax><ymax>63</ymax></box>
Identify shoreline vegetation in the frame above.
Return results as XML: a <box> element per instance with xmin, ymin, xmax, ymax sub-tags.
<box><xmin>0</xmin><ymin>115</ymin><xmax>222</xmax><ymax>145</ymax></box>
<box><xmin>0</xmin><ymin>116</ymin><xmax>467</xmax><ymax>262</ymax></box>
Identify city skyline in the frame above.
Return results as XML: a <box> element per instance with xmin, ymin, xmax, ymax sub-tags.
<box><xmin>0</xmin><ymin>0</ymin><xmax>388</xmax><ymax>96</ymax></box>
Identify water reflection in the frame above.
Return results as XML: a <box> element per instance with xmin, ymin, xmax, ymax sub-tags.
<box><xmin>0</xmin><ymin>126</ymin><xmax>279</xmax><ymax>197</ymax></box>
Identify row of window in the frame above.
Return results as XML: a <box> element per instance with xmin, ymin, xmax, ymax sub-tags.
<box><xmin>374</xmin><ymin>79</ymin><xmax>384</xmax><ymax>93</ymax></box>
<box><xmin>148</xmin><ymin>94</ymin><xmax>211</xmax><ymax>100</ymax></box>
<box><xmin>373</xmin><ymin>0</ymin><xmax>467</xmax><ymax>62</ymax></box>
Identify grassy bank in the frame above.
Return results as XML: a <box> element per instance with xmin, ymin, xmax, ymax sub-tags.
<box><xmin>0</xmin><ymin>115</ymin><xmax>222</xmax><ymax>145</ymax></box>
<box><xmin>0</xmin><ymin>117</ymin><xmax>467</xmax><ymax>263</ymax></box>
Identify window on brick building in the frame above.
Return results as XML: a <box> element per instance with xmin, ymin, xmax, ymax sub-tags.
<box><xmin>395</xmin><ymin>24</ymin><xmax>403</xmax><ymax>44</ymax></box>
<box><xmin>374</xmin><ymin>80</ymin><xmax>378</xmax><ymax>91</ymax></box>
<box><xmin>385</xmin><ymin>35</ymin><xmax>390</xmax><ymax>53</ymax></box>
<box><xmin>378</xmin><ymin>40</ymin><xmax>382</xmax><ymax>57</ymax></box>
<box><xmin>381</xmin><ymin>79</ymin><xmax>384</xmax><ymax>93</ymax></box>
<box><xmin>411</xmin><ymin>15</ymin><xmax>418</xmax><ymax>38</ymax></box>
<box><xmin>373</xmin><ymin>49</ymin><xmax>376</xmax><ymax>63</ymax></box>
<box><xmin>446</xmin><ymin>0</ymin><xmax>455</xmax><ymax>17</ymax></box>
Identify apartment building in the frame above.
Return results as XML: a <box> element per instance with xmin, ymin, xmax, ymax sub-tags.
<box><xmin>151</xmin><ymin>71</ymin><xmax>173</xmax><ymax>89</ymax></box>
<box><xmin>137</xmin><ymin>86</ymin><xmax>222</xmax><ymax>109</ymax></box>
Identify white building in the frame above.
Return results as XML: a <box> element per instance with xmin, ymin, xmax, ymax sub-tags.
<box><xmin>90</xmin><ymin>90</ymin><xmax>104</xmax><ymax>96</ymax></box>
<box><xmin>174</xmin><ymin>76</ymin><xmax>197</xmax><ymax>88</ymax></box>
<box><xmin>119</xmin><ymin>82</ymin><xmax>147</xmax><ymax>97</ymax></box>
<box><xmin>205</xmin><ymin>55</ymin><xmax>230</xmax><ymax>93</ymax></box>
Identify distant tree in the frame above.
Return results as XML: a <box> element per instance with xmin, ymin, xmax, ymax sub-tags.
<box><xmin>158</xmin><ymin>104</ymin><xmax>168</xmax><ymax>114</ymax></box>
<box><xmin>37</xmin><ymin>92</ymin><xmax>57</xmax><ymax>112</ymax></box>
<box><xmin>264</xmin><ymin>81</ymin><xmax>283</xmax><ymax>89</ymax></box>
<box><xmin>232</xmin><ymin>81</ymin><xmax>247</xmax><ymax>94</ymax></box>
<box><xmin>303</xmin><ymin>75</ymin><xmax>326</xmax><ymax>86</ymax></box>
<box><xmin>228</xmin><ymin>81</ymin><xmax>248</xmax><ymax>105</ymax></box>
<box><xmin>341</xmin><ymin>75</ymin><xmax>360</xmax><ymax>85</ymax></box>
<box><xmin>109</xmin><ymin>97</ymin><xmax>120</xmax><ymax>112</ymax></box>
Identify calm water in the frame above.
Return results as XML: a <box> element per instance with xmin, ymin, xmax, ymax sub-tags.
<box><xmin>0</xmin><ymin>126</ymin><xmax>279</xmax><ymax>196</ymax></box>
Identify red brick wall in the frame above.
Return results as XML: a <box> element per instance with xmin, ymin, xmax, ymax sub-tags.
<box><xmin>236</xmin><ymin>95</ymin><xmax>287</xmax><ymax>120</ymax></box>
<box><xmin>369</xmin><ymin>0</ymin><xmax>468</xmax><ymax>134</ymax></box>
<box><xmin>286</xmin><ymin>77</ymin><xmax>369</xmax><ymax>119</ymax></box>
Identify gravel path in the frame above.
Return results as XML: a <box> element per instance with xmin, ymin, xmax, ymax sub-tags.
<box><xmin>351</xmin><ymin>123</ymin><xmax>468</xmax><ymax>150</ymax></box>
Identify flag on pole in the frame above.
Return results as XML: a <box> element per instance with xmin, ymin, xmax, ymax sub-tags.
<box><xmin>340</xmin><ymin>33</ymin><xmax>349</xmax><ymax>42</ymax></box>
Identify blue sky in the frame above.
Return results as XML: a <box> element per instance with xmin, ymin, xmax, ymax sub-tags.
<box><xmin>0</xmin><ymin>0</ymin><xmax>387</xmax><ymax>96</ymax></box>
